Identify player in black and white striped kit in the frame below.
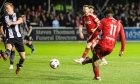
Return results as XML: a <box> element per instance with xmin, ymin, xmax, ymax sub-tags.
<box><xmin>21</xmin><ymin>15</ymin><xmax>35</xmax><ymax>54</ymax></box>
<box><xmin>0</xmin><ymin>23</ymin><xmax>16</xmax><ymax>70</ymax></box>
<box><xmin>0</xmin><ymin>2</ymin><xmax>26</xmax><ymax>74</ymax></box>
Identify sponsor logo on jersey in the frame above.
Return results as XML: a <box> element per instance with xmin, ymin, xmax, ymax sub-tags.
<box><xmin>85</xmin><ymin>21</ymin><xmax>91</xmax><ymax>24</ymax></box>
<box><xmin>105</xmin><ymin>36</ymin><xmax>115</xmax><ymax>41</ymax></box>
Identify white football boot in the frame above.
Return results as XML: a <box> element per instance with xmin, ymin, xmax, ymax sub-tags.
<box><xmin>74</xmin><ymin>58</ymin><xmax>85</xmax><ymax>64</ymax></box>
<box><xmin>9</xmin><ymin>64</ymin><xmax>14</xmax><ymax>70</ymax></box>
<box><xmin>100</xmin><ymin>58</ymin><xmax>108</xmax><ymax>66</ymax></box>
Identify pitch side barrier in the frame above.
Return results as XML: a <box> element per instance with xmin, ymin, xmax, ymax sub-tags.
<box><xmin>124</xmin><ymin>27</ymin><xmax>140</xmax><ymax>42</ymax></box>
<box><xmin>31</xmin><ymin>27</ymin><xmax>140</xmax><ymax>41</ymax></box>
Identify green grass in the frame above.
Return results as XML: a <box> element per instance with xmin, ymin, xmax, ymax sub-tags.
<box><xmin>0</xmin><ymin>41</ymin><xmax>140</xmax><ymax>84</ymax></box>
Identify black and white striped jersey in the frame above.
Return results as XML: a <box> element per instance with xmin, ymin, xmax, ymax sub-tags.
<box><xmin>21</xmin><ymin>20</ymin><xmax>31</xmax><ymax>33</ymax></box>
<box><xmin>0</xmin><ymin>12</ymin><xmax>22</xmax><ymax>38</ymax></box>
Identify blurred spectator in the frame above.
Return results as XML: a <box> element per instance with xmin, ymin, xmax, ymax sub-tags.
<box><xmin>12</xmin><ymin>1</ymin><xmax>139</xmax><ymax>27</ymax></box>
<box><xmin>37</xmin><ymin>5</ymin><xmax>43</xmax><ymax>13</ymax></box>
<box><xmin>52</xmin><ymin>16</ymin><xmax>60</xmax><ymax>27</ymax></box>
<box><xmin>43</xmin><ymin>2</ymin><xmax>47</xmax><ymax>11</ymax></box>
<box><xmin>59</xmin><ymin>13</ymin><xmax>65</xmax><ymax>26</ymax></box>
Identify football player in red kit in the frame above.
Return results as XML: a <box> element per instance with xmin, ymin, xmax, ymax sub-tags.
<box><xmin>74</xmin><ymin>5</ymin><xmax>100</xmax><ymax>64</ymax></box>
<box><xmin>82</xmin><ymin>10</ymin><xmax>126</xmax><ymax>80</ymax></box>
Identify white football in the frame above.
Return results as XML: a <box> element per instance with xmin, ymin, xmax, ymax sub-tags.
<box><xmin>50</xmin><ymin>59</ymin><xmax>60</xmax><ymax>69</ymax></box>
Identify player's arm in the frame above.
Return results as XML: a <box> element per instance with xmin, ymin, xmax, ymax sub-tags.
<box><xmin>91</xmin><ymin>18</ymin><xmax>104</xmax><ymax>38</ymax></box>
<box><xmin>7</xmin><ymin>17</ymin><xmax>23</xmax><ymax>26</ymax></box>
<box><xmin>79</xmin><ymin>17</ymin><xmax>85</xmax><ymax>39</ymax></box>
<box><xmin>0</xmin><ymin>26</ymin><xmax>6</xmax><ymax>37</ymax></box>
<box><xmin>0</xmin><ymin>17</ymin><xmax>5</xmax><ymax>36</ymax></box>
<box><xmin>79</xmin><ymin>24</ymin><xmax>84</xmax><ymax>39</ymax></box>
<box><xmin>91</xmin><ymin>14</ymin><xmax>100</xmax><ymax>32</ymax></box>
<box><xmin>94</xmin><ymin>16</ymin><xmax>100</xmax><ymax>28</ymax></box>
<box><xmin>119</xmin><ymin>23</ymin><xmax>126</xmax><ymax>57</ymax></box>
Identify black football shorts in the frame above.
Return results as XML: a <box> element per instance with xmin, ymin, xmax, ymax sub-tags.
<box><xmin>6</xmin><ymin>37</ymin><xmax>25</xmax><ymax>52</ymax></box>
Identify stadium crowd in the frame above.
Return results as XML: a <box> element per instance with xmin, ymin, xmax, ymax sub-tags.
<box><xmin>14</xmin><ymin>2</ymin><xmax>139</xmax><ymax>27</ymax></box>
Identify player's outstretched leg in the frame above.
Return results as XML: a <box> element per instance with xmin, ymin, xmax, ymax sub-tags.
<box><xmin>74</xmin><ymin>48</ymin><xmax>90</xmax><ymax>64</ymax></box>
<box><xmin>82</xmin><ymin>57</ymin><xmax>92</xmax><ymax>65</ymax></box>
<box><xmin>81</xmin><ymin>45</ymin><xmax>98</xmax><ymax>65</ymax></box>
<box><xmin>9</xmin><ymin>50</ymin><xmax>15</xmax><ymax>70</ymax></box>
<box><xmin>74</xmin><ymin>41</ymin><xmax>97</xmax><ymax>64</ymax></box>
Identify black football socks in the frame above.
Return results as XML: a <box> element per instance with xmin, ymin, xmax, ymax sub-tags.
<box><xmin>26</xmin><ymin>43</ymin><xmax>34</xmax><ymax>50</ymax></box>
<box><xmin>18</xmin><ymin>58</ymin><xmax>25</xmax><ymax>67</ymax></box>
<box><xmin>10</xmin><ymin>51</ymin><xmax>15</xmax><ymax>64</ymax></box>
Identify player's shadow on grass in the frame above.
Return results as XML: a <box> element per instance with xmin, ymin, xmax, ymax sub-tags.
<box><xmin>45</xmin><ymin>75</ymin><xmax>82</xmax><ymax>80</ymax></box>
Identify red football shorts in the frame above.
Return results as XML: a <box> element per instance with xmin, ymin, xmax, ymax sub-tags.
<box><xmin>94</xmin><ymin>43</ymin><xmax>113</xmax><ymax>59</ymax></box>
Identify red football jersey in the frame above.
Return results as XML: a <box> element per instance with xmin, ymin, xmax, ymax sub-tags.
<box><xmin>81</xmin><ymin>14</ymin><xmax>99</xmax><ymax>36</ymax></box>
<box><xmin>98</xmin><ymin>17</ymin><xmax>126</xmax><ymax>51</ymax></box>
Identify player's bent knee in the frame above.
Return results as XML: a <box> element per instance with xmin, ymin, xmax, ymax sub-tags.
<box><xmin>6</xmin><ymin>44</ymin><xmax>12</xmax><ymax>50</ymax></box>
<box><xmin>93</xmin><ymin>61</ymin><xmax>99</xmax><ymax>67</ymax></box>
<box><xmin>86</xmin><ymin>44</ymin><xmax>92</xmax><ymax>48</ymax></box>
<box><xmin>19</xmin><ymin>52</ymin><xmax>26</xmax><ymax>59</ymax></box>
<box><xmin>28</xmin><ymin>41</ymin><xmax>32</xmax><ymax>45</ymax></box>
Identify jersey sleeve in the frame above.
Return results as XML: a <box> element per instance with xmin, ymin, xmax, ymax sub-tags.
<box><xmin>92</xmin><ymin>19</ymin><xmax>105</xmax><ymax>38</ymax></box>
<box><xmin>91</xmin><ymin>14</ymin><xmax>100</xmax><ymax>24</ymax></box>
<box><xmin>119</xmin><ymin>23</ymin><xmax>126</xmax><ymax>51</ymax></box>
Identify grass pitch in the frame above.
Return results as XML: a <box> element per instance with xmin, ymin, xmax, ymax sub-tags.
<box><xmin>0</xmin><ymin>41</ymin><xmax>140</xmax><ymax>84</ymax></box>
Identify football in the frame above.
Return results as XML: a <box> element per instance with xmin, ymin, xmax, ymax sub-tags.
<box><xmin>50</xmin><ymin>59</ymin><xmax>60</xmax><ymax>69</ymax></box>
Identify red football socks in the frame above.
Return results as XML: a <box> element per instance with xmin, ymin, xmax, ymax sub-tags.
<box><xmin>82</xmin><ymin>48</ymin><xmax>90</xmax><ymax>58</ymax></box>
<box><xmin>93</xmin><ymin>66</ymin><xmax>100</xmax><ymax>77</ymax></box>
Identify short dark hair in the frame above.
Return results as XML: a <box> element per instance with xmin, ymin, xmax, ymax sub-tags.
<box><xmin>105</xmin><ymin>9</ymin><xmax>114</xmax><ymax>15</ymax></box>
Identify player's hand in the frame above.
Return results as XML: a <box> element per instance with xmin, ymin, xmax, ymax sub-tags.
<box><xmin>91</xmin><ymin>28</ymin><xmax>96</xmax><ymax>33</ymax></box>
<box><xmin>27</xmin><ymin>34</ymin><xmax>30</xmax><ymax>36</ymax></box>
<box><xmin>119</xmin><ymin>51</ymin><xmax>124</xmax><ymax>57</ymax></box>
<box><xmin>87</xmin><ymin>42</ymin><xmax>92</xmax><ymax>48</ymax></box>
<box><xmin>3</xmin><ymin>34</ymin><xmax>6</xmax><ymax>37</ymax></box>
<box><xmin>79</xmin><ymin>32</ymin><xmax>84</xmax><ymax>39</ymax></box>
<box><xmin>7</xmin><ymin>22</ymin><xmax>13</xmax><ymax>26</ymax></box>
